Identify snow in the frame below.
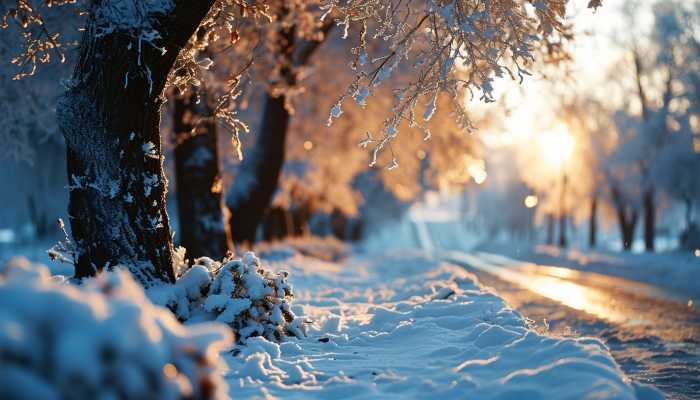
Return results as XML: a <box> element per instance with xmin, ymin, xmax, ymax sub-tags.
<box><xmin>148</xmin><ymin>252</ymin><xmax>305</xmax><ymax>343</ymax></box>
<box><xmin>224</xmin><ymin>245</ymin><xmax>661</xmax><ymax>399</ymax></box>
<box><xmin>1</xmin><ymin>239</ymin><xmax>665</xmax><ymax>398</ymax></box>
<box><xmin>0</xmin><ymin>257</ymin><xmax>231</xmax><ymax>400</ymax></box>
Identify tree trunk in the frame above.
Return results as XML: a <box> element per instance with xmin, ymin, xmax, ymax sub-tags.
<box><xmin>57</xmin><ymin>1</ymin><xmax>215</xmax><ymax>284</ymax></box>
<box><xmin>27</xmin><ymin>195</ymin><xmax>50</xmax><ymax>239</ymax></box>
<box><xmin>643</xmin><ymin>189</ymin><xmax>655</xmax><ymax>252</ymax></box>
<box><xmin>558</xmin><ymin>174</ymin><xmax>568</xmax><ymax>248</ymax></box>
<box><xmin>621</xmin><ymin>216</ymin><xmax>638</xmax><ymax>251</ymax></box>
<box><xmin>226</xmin><ymin>22</ymin><xmax>332</xmax><ymax>245</ymax></box>
<box><xmin>589</xmin><ymin>196</ymin><xmax>598</xmax><ymax>249</ymax></box>
<box><xmin>611</xmin><ymin>186</ymin><xmax>638</xmax><ymax>251</ymax></box>
<box><xmin>546</xmin><ymin>213</ymin><xmax>555</xmax><ymax>245</ymax></box>
<box><xmin>227</xmin><ymin>95</ymin><xmax>290</xmax><ymax>244</ymax></box>
<box><xmin>173</xmin><ymin>90</ymin><xmax>230</xmax><ymax>260</ymax></box>
<box><xmin>684</xmin><ymin>197</ymin><xmax>693</xmax><ymax>229</ymax></box>
<box><xmin>558</xmin><ymin>213</ymin><xmax>568</xmax><ymax>248</ymax></box>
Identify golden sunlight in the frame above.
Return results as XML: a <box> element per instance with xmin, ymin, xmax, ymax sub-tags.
<box><xmin>467</xmin><ymin>160</ymin><xmax>487</xmax><ymax>185</ymax></box>
<box><xmin>537</xmin><ymin>125</ymin><xmax>575</xmax><ymax>168</ymax></box>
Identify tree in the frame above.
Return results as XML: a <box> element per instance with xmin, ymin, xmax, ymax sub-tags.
<box><xmin>559</xmin><ymin>97</ymin><xmax>617</xmax><ymax>249</ymax></box>
<box><xmin>609</xmin><ymin>0</ymin><xmax>699</xmax><ymax>251</ymax></box>
<box><xmin>2</xmin><ymin>0</ymin><xmax>591</xmax><ymax>286</ymax></box>
<box><xmin>226</xmin><ymin>11</ymin><xmax>333</xmax><ymax>245</ymax></box>
<box><xmin>172</xmin><ymin>87</ymin><xmax>230</xmax><ymax>260</ymax></box>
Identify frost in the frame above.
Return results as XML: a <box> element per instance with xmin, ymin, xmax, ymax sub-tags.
<box><xmin>327</xmin><ymin>101</ymin><xmax>343</xmax><ymax>126</ymax></box>
<box><xmin>358</xmin><ymin>49</ymin><xmax>368</xmax><ymax>66</ymax></box>
<box><xmin>93</xmin><ymin>0</ymin><xmax>174</xmax><ymax>37</ymax></box>
<box><xmin>143</xmin><ymin>173</ymin><xmax>160</xmax><ymax>197</ymax></box>
<box><xmin>353</xmin><ymin>86</ymin><xmax>370</xmax><ymax>107</ymax></box>
<box><xmin>423</xmin><ymin>93</ymin><xmax>437</xmax><ymax>122</ymax></box>
<box><xmin>142</xmin><ymin>141</ymin><xmax>158</xmax><ymax>159</ymax></box>
<box><xmin>387</xmin><ymin>157</ymin><xmax>399</xmax><ymax>171</ymax></box>
<box><xmin>197</xmin><ymin>57</ymin><xmax>215</xmax><ymax>70</ymax></box>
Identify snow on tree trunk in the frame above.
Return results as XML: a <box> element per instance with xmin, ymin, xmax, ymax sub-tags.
<box><xmin>56</xmin><ymin>0</ymin><xmax>216</xmax><ymax>284</ymax></box>
<box><xmin>173</xmin><ymin>89</ymin><xmax>230</xmax><ymax>260</ymax></box>
<box><xmin>228</xmin><ymin>94</ymin><xmax>290</xmax><ymax>245</ymax></box>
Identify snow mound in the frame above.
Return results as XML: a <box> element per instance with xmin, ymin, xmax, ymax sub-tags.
<box><xmin>224</xmin><ymin>249</ymin><xmax>662</xmax><ymax>399</ymax></box>
<box><xmin>149</xmin><ymin>251</ymin><xmax>305</xmax><ymax>343</ymax></box>
<box><xmin>0</xmin><ymin>257</ymin><xmax>232</xmax><ymax>400</ymax></box>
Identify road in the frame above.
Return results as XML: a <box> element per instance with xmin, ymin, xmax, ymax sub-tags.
<box><xmin>408</xmin><ymin>219</ymin><xmax>700</xmax><ymax>399</ymax></box>
<box><xmin>444</xmin><ymin>250</ymin><xmax>700</xmax><ymax>400</ymax></box>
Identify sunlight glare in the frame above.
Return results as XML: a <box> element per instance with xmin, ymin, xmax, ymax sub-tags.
<box><xmin>537</xmin><ymin>125</ymin><xmax>574</xmax><ymax>167</ymax></box>
<box><xmin>468</xmin><ymin>162</ymin><xmax>487</xmax><ymax>185</ymax></box>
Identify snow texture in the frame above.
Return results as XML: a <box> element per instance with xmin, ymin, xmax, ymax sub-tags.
<box><xmin>148</xmin><ymin>252</ymin><xmax>305</xmax><ymax>343</ymax></box>
<box><xmin>224</xmin><ymin>245</ymin><xmax>662</xmax><ymax>399</ymax></box>
<box><xmin>0</xmin><ymin>257</ymin><xmax>231</xmax><ymax>400</ymax></box>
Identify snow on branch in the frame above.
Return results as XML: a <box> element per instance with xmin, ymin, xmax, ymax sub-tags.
<box><xmin>323</xmin><ymin>0</ymin><xmax>594</xmax><ymax>167</ymax></box>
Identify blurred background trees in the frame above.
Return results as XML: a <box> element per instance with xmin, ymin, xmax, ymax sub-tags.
<box><xmin>1</xmin><ymin>0</ymin><xmax>699</xmax><ymax>264</ymax></box>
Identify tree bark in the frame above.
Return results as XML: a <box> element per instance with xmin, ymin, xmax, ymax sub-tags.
<box><xmin>643</xmin><ymin>189</ymin><xmax>655</xmax><ymax>252</ymax></box>
<box><xmin>173</xmin><ymin>90</ymin><xmax>230</xmax><ymax>260</ymax></box>
<box><xmin>588</xmin><ymin>196</ymin><xmax>598</xmax><ymax>249</ymax></box>
<box><xmin>57</xmin><ymin>1</ymin><xmax>215</xmax><ymax>284</ymax></box>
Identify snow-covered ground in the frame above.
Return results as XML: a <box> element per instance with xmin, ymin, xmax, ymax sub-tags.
<box><xmin>226</xmin><ymin>244</ymin><xmax>661</xmax><ymax>399</ymax></box>
<box><xmin>1</xmin><ymin>239</ymin><xmax>663</xmax><ymax>399</ymax></box>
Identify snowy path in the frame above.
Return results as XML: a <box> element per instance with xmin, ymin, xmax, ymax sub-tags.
<box><xmin>224</xmin><ymin>248</ymin><xmax>660</xmax><ymax>399</ymax></box>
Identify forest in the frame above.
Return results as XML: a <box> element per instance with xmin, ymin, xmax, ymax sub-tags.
<box><xmin>0</xmin><ymin>1</ymin><xmax>699</xmax><ymax>399</ymax></box>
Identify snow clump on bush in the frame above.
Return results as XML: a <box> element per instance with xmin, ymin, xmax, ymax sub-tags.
<box><xmin>150</xmin><ymin>251</ymin><xmax>306</xmax><ymax>344</ymax></box>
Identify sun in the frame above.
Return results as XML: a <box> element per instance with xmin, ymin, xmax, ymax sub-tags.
<box><xmin>537</xmin><ymin>125</ymin><xmax>575</xmax><ymax>167</ymax></box>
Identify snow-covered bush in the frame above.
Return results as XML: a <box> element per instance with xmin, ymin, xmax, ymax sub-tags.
<box><xmin>151</xmin><ymin>252</ymin><xmax>306</xmax><ymax>344</ymax></box>
<box><xmin>0</xmin><ymin>258</ymin><xmax>232</xmax><ymax>400</ymax></box>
